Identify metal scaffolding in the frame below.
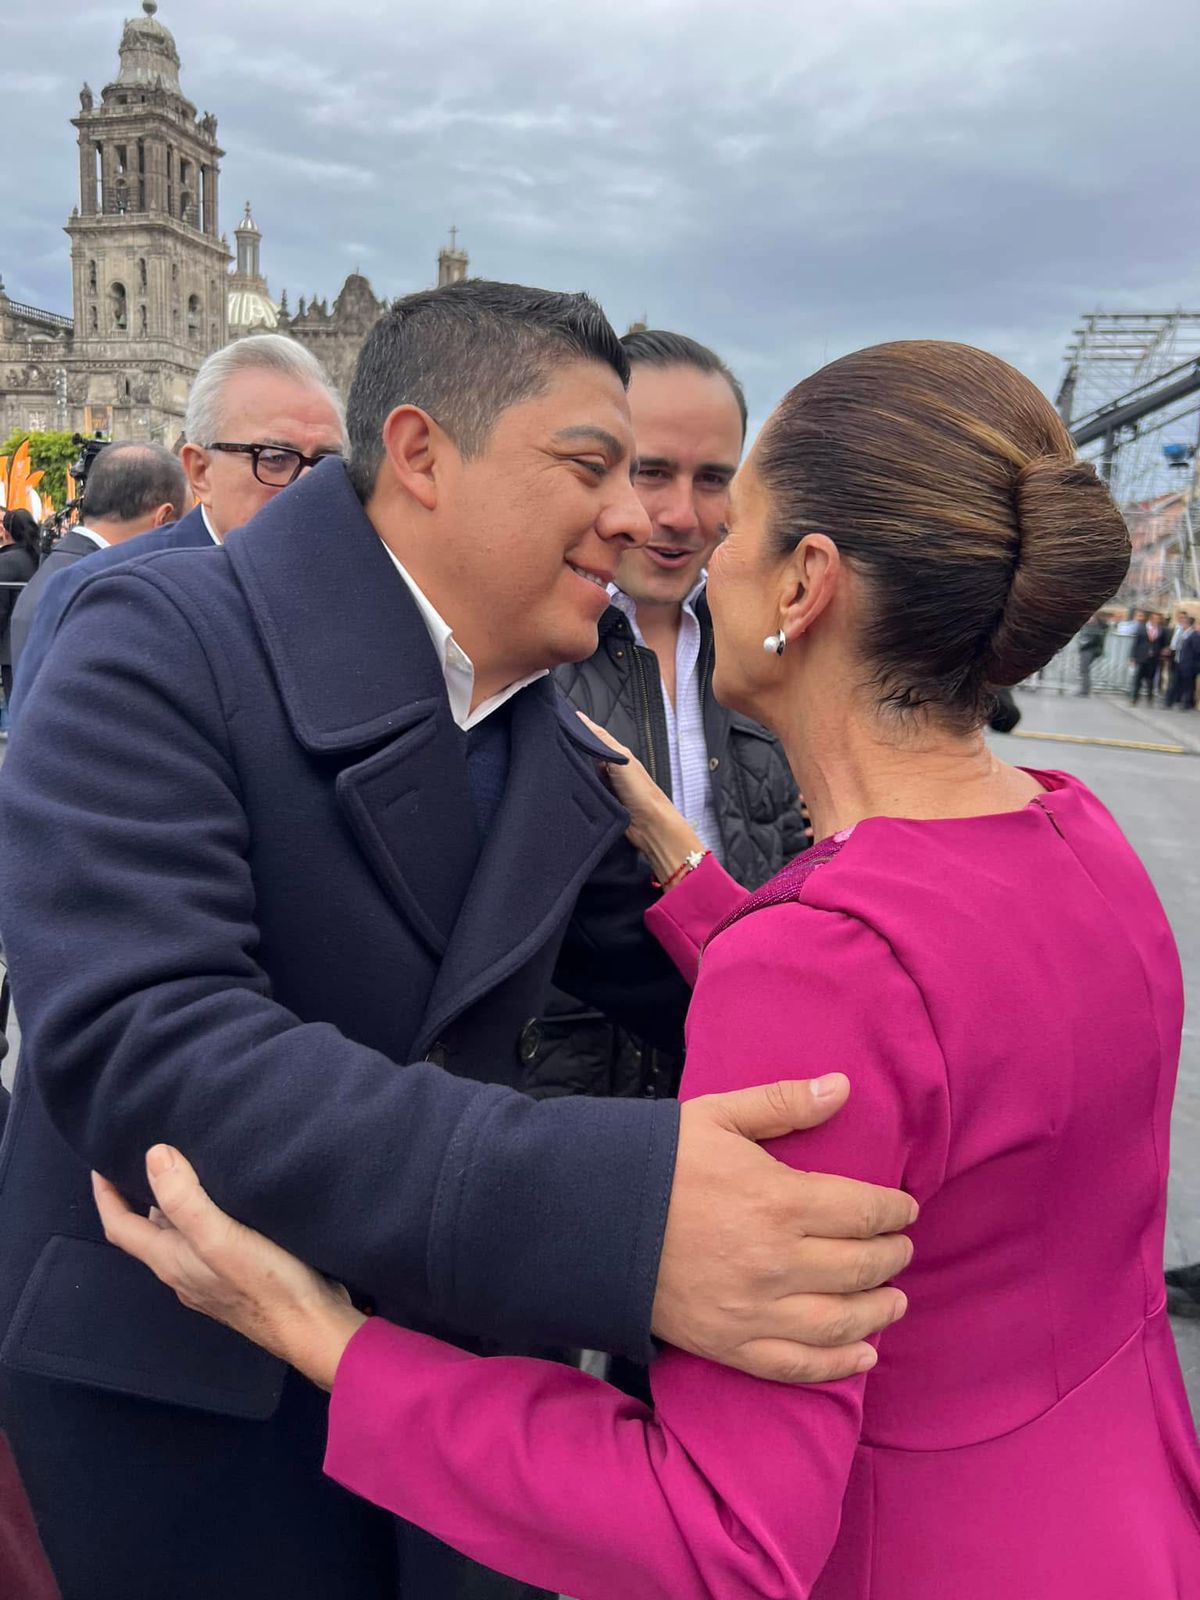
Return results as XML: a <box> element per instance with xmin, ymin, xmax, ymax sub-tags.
<box><xmin>1056</xmin><ymin>311</ymin><xmax>1200</xmax><ymax>507</ymax></box>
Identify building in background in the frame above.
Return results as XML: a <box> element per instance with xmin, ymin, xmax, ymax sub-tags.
<box><xmin>0</xmin><ymin>2</ymin><xmax>467</xmax><ymax>444</ymax></box>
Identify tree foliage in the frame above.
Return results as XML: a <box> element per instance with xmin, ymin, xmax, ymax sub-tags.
<box><xmin>0</xmin><ymin>430</ymin><xmax>78</xmax><ymax>508</ymax></box>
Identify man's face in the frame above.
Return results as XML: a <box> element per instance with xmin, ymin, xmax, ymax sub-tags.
<box><xmin>417</xmin><ymin>360</ymin><xmax>652</xmax><ymax>685</ymax></box>
<box><xmin>182</xmin><ymin>369</ymin><xmax>346</xmax><ymax>537</ymax></box>
<box><xmin>612</xmin><ymin>364</ymin><xmax>744</xmax><ymax>610</ymax></box>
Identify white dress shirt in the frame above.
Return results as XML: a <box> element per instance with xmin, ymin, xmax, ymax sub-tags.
<box><xmin>200</xmin><ymin>506</ymin><xmax>222</xmax><ymax>546</ymax></box>
<box><xmin>377</xmin><ymin>541</ymin><xmax>546</xmax><ymax>732</ymax></box>
<box><xmin>609</xmin><ymin>579</ymin><xmax>722</xmax><ymax>859</ymax></box>
<box><xmin>74</xmin><ymin>526</ymin><xmax>108</xmax><ymax>550</ymax></box>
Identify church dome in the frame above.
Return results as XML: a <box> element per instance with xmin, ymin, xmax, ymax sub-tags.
<box><xmin>227</xmin><ymin>287</ymin><xmax>280</xmax><ymax>333</ymax></box>
<box><xmin>117</xmin><ymin>2</ymin><xmax>182</xmax><ymax>91</ymax></box>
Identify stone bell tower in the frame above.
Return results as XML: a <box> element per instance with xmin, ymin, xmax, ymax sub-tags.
<box><xmin>65</xmin><ymin>1</ymin><xmax>229</xmax><ymax>440</ymax></box>
<box><xmin>437</xmin><ymin>227</ymin><xmax>469</xmax><ymax>288</ymax></box>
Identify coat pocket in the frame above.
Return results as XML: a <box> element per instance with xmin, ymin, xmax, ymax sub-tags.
<box><xmin>0</xmin><ymin>1234</ymin><xmax>287</xmax><ymax>1421</ymax></box>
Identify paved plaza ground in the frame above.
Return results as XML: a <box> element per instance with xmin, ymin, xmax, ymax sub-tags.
<box><xmin>1</xmin><ymin>683</ymin><xmax>1198</xmax><ymax>1419</ymax></box>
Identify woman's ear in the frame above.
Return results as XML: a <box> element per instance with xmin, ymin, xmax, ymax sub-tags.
<box><xmin>777</xmin><ymin>534</ymin><xmax>841</xmax><ymax>643</ymax></box>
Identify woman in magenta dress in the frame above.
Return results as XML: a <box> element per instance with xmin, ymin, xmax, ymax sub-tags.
<box><xmin>97</xmin><ymin>340</ymin><xmax>1200</xmax><ymax>1598</ymax></box>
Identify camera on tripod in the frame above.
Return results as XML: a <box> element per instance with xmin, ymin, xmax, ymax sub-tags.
<box><xmin>70</xmin><ymin>432</ymin><xmax>110</xmax><ymax>495</ymax></box>
<box><xmin>37</xmin><ymin>432</ymin><xmax>109</xmax><ymax>560</ymax></box>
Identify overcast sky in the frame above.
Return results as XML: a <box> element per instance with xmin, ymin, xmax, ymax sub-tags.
<box><xmin>5</xmin><ymin>0</ymin><xmax>1200</xmax><ymax>436</ymax></box>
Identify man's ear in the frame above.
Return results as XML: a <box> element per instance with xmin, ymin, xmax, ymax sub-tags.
<box><xmin>379</xmin><ymin>406</ymin><xmax>446</xmax><ymax>513</ymax></box>
<box><xmin>778</xmin><ymin>534</ymin><xmax>841</xmax><ymax>643</ymax></box>
<box><xmin>179</xmin><ymin>443</ymin><xmax>211</xmax><ymax>507</ymax></box>
<box><xmin>151</xmin><ymin>502</ymin><xmax>176</xmax><ymax>529</ymax></box>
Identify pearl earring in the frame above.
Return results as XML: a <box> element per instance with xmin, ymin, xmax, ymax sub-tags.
<box><xmin>762</xmin><ymin>630</ymin><xmax>786</xmax><ymax>657</ymax></box>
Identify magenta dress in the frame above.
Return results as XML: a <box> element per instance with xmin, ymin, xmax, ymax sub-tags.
<box><xmin>324</xmin><ymin>771</ymin><xmax>1200</xmax><ymax>1597</ymax></box>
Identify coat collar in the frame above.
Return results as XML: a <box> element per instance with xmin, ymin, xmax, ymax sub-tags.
<box><xmin>167</xmin><ymin>503</ymin><xmax>215</xmax><ymax>548</ymax></box>
<box><xmin>223</xmin><ymin>458</ymin><xmax>448</xmax><ymax>754</ymax></box>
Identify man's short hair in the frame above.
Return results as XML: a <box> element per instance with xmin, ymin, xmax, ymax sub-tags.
<box><xmin>345</xmin><ymin>279</ymin><xmax>630</xmax><ymax>502</ymax></box>
<box><xmin>620</xmin><ymin>328</ymin><xmax>748</xmax><ymax>438</ymax></box>
<box><xmin>184</xmin><ymin>334</ymin><xmax>346</xmax><ymax>447</ymax></box>
<box><xmin>80</xmin><ymin>442</ymin><xmax>188</xmax><ymax>524</ymax></box>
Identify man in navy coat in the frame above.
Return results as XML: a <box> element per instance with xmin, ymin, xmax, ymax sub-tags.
<box><xmin>10</xmin><ymin>333</ymin><xmax>348</xmax><ymax>717</ymax></box>
<box><xmin>0</xmin><ymin>282</ymin><xmax>913</xmax><ymax>1600</ymax></box>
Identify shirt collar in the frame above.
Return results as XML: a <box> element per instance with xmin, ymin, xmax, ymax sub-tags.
<box><xmin>74</xmin><ymin>525</ymin><xmax>108</xmax><ymax>550</ymax></box>
<box><xmin>608</xmin><ymin>574</ymin><xmax>707</xmax><ymax>639</ymax></box>
<box><xmin>377</xmin><ymin>539</ymin><xmax>547</xmax><ymax>731</ymax></box>
<box><xmin>200</xmin><ymin>505</ymin><xmax>222</xmax><ymax>545</ymax></box>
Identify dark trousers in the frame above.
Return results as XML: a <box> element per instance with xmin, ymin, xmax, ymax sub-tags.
<box><xmin>1</xmin><ymin>663</ymin><xmax>13</xmax><ymax>708</ymax></box>
<box><xmin>1</xmin><ymin>1365</ymin><xmax>552</xmax><ymax>1600</ymax></box>
<box><xmin>1171</xmin><ymin>671</ymin><xmax>1198</xmax><ymax>710</ymax></box>
<box><xmin>1131</xmin><ymin>659</ymin><xmax>1159</xmax><ymax>702</ymax></box>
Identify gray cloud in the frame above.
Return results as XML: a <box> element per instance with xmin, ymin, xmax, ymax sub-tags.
<box><xmin>4</xmin><ymin>0</ymin><xmax>1199</xmax><ymax>436</ymax></box>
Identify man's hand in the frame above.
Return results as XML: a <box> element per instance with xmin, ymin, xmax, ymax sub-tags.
<box><xmin>652</xmin><ymin>1075</ymin><xmax>916</xmax><ymax>1383</ymax></box>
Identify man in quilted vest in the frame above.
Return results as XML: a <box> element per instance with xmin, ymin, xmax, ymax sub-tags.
<box><xmin>527</xmin><ymin>331</ymin><xmax>808</xmax><ymax>1108</ymax></box>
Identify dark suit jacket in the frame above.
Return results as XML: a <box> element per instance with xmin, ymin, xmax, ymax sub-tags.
<box><xmin>8</xmin><ymin>530</ymin><xmax>106</xmax><ymax>668</ymax></box>
<box><xmin>9</xmin><ymin>505</ymin><xmax>211</xmax><ymax>715</ymax></box>
<box><xmin>1131</xmin><ymin>623</ymin><xmax>1168</xmax><ymax>665</ymax></box>
<box><xmin>1178</xmin><ymin>631</ymin><xmax>1200</xmax><ymax>677</ymax></box>
<box><xmin>0</xmin><ymin>459</ymin><xmax>681</xmax><ymax>1421</ymax></box>
<box><xmin>0</xmin><ymin>545</ymin><xmax>36</xmax><ymax>668</ymax></box>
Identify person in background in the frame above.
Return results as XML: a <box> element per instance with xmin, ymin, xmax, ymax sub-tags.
<box><xmin>9</xmin><ymin>444</ymin><xmax>186</xmax><ymax>675</ymax></box>
<box><xmin>1130</xmin><ymin>609</ymin><xmax>1165</xmax><ymax>704</ymax></box>
<box><xmin>1165</xmin><ymin>607</ymin><xmax>1192</xmax><ymax>704</ymax></box>
<box><xmin>534</xmin><ymin>329</ymin><xmax>807</xmax><ymax>1108</ymax></box>
<box><xmin>9</xmin><ymin>337</ymin><xmax>346</xmax><ymax>720</ymax></box>
<box><xmin>1116</xmin><ymin>605</ymin><xmax>1140</xmax><ymax>637</ymax></box>
<box><xmin>0</xmin><ymin>511</ymin><xmax>39</xmax><ymax>713</ymax></box>
<box><xmin>99</xmin><ymin>338</ymin><xmax>1200</xmax><ymax>1599</ymax></box>
<box><xmin>1167</xmin><ymin>615</ymin><xmax>1198</xmax><ymax>712</ymax></box>
<box><xmin>1076</xmin><ymin>611</ymin><xmax>1108</xmax><ymax>696</ymax></box>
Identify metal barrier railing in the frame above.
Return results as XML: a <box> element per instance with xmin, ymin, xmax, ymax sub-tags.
<box><xmin>1021</xmin><ymin>633</ymin><xmax>1138</xmax><ymax>695</ymax></box>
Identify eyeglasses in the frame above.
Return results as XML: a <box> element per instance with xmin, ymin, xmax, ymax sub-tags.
<box><xmin>207</xmin><ymin>442</ymin><xmax>342</xmax><ymax>487</ymax></box>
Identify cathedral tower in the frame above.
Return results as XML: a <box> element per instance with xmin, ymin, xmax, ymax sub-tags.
<box><xmin>65</xmin><ymin>1</ymin><xmax>229</xmax><ymax>439</ymax></box>
<box><xmin>437</xmin><ymin>228</ymin><xmax>469</xmax><ymax>288</ymax></box>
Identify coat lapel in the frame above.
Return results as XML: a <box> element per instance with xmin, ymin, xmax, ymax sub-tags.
<box><xmin>224</xmin><ymin>460</ymin><xmax>480</xmax><ymax>957</ymax></box>
<box><xmin>414</xmin><ymin>682</ymin><xmax>627</xmax><ymax>1056</ymax></box>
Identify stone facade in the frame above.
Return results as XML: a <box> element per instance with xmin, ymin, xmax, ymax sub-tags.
<box><xmin>0</xmin><ymin>4</ymin><xmax>471</xmax><ymax>447</ymax></box>
<box><xmin>277</xmin><ymin>275</ymin><xmax>387</xmax><ymax>397</ymax></box>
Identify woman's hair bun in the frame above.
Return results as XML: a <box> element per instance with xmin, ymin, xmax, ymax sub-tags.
<box><xmin>981</xmin><ymin>454</ymin><xmax>1131</xmax><ymax>688</ymax></box>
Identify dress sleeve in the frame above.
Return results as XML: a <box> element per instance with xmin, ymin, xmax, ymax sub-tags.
<box><xmin>325</xmin><ymin>904</ymin><xmax>951</xmax><ymax>1600</ymax></box>
<box><xmin>643</xmin><ymin>853</ymin><xmax>748</xmax><ymax>985</ymax></box>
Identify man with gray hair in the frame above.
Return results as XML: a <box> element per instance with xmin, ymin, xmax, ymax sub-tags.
<box><xmin>10</xmin><ymin>333</ymin><xmax>345</xmax><ymax>717</ymax></box>
<box><xmin>9</xmin><ymin>441</ymin><xmax>187</xmax><ymax>669</ymax></box>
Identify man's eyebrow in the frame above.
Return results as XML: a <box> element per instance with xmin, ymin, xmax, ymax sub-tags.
<box><xmin>635</xmin><ymin>455</ymin><xmax>737</xmax><ymax>478</ymax></box>
<box><xmin>552</xmin><ymin>426</ymin><xmax>626</xmax><ymax>457</ymax></box>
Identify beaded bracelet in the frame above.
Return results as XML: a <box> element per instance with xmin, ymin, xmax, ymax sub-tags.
<box><xmin>651</xmin><ymin>848</ymin><xmax>711</xmax><ymax>893</ymax></box>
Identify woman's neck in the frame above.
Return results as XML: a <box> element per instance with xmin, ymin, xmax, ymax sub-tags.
<box><xmin>776</xmin><ymin>697</ymin><xmax>1041</xmax><ymax>843</ymax></box>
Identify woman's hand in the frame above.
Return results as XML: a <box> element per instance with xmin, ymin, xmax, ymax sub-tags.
<box><xmin>577</xmin><ymin>713</ymin><xmax>706</xmax><ymax>885</ymax></box>
<box><xmin>92</xmin><ymin>1148</ymin><xmax>367</xmax><ymax>1391</ymax></box>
